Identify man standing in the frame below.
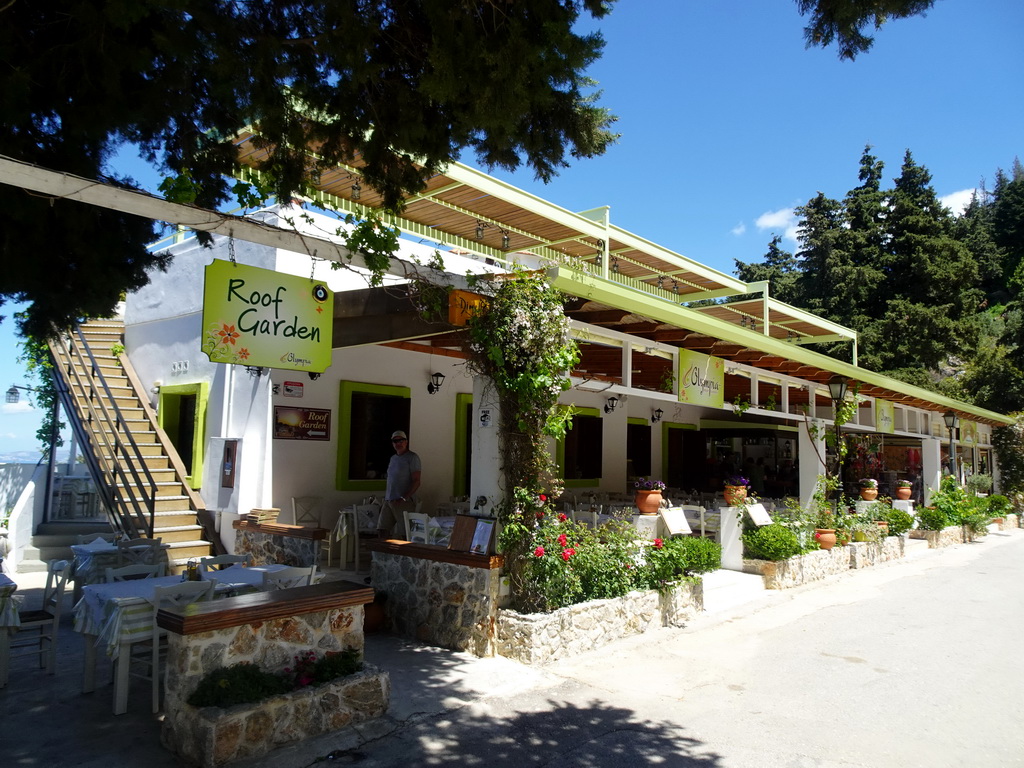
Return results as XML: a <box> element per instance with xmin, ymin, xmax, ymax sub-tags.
<box><xmin>380</xmin><ymin>430</ymin><xmax>421</xmax><ymax>538</ymax></box>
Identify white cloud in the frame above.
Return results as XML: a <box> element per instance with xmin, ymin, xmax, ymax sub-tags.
<box><xmin>2</xmin><ymin>402</ymin><xmax>35</xmax><ymax>414</ymax></box>
<box><xmin>730</xmin><ymin>222</ymin><xmax>746</xmax><ymax>236</ymax></box>
<box><xmin>939</xmin><ymin>188</ymin><xmax>977</xmax><ymax>216</ymax></box>
<box><xmin>755</xmin><ymin>207</ymin><xmax>800</xmax><ymax>244</ymax></box>
<box><xmin>0</xmin><ymin>432</ymin><xmax>16</xmax><ymax>439</ymax></box>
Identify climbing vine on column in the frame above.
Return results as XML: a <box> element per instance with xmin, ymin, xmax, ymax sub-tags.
<box><xmin>464</xmin><ymin>272</ymin><xmax>579</xmax><ymax>608</ymax></box>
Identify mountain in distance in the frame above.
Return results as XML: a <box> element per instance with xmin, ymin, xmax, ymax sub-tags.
<box><xmin>0</xmin><ymin>449</ymin><xmax>71</xmax><ymax>464</ymax></box>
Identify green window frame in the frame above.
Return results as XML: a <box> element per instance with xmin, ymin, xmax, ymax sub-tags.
<box><xmin>336</xmin><ymin>381</ymin><xmax>411</xmax><ymax>492</ymax></box>
<box><xmin>557</xmin><ymin>406</ymin><xmax>603</xmax><ymax>488</ymax></box>
<box><xmin>453</xmin><ymin>393</ymin><xmax>473</xmax><ymax>498</ymax></box>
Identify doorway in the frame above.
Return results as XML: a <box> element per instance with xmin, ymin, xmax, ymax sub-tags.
<box><xmin>158</xmin><ymin>383</ymin><xmax>208</xmax><ymax>488</ymax></box>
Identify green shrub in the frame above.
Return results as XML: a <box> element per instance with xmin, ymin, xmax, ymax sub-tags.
<box><xmin>638</xmin><ymin>536</ymin><xmax>722</xmax><ymax>590</ymax></box>
<box><xmin>917</xmin><ymin>506</ymin><xmax>949</xmax><ymax>531</ymax></box>
<box><xmin>742</xmin><ymin>523</ymin><xmax>801</xmax><ymax>561</ymax></box>
<box><xmin>965</xmin><ymin>473</ymin><xmax>993</xmax><ymax>495</ymax></box>
<box><xmin>187</xmin><ymin>663</ymin><xmax>290</xmax><ymax>708</ymax></box>
<box><xmin>879</xmin><ymin>507</ymin><xmax>914</xmax><ymax>537</ymax></box>
<box><xmin>987</xmin><ymin>494</ymin><xmax>1012</xmax><ymax>517</ymax></box>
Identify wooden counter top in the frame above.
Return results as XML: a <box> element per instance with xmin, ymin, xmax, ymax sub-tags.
<box><xmin>366</xmin><ymin>539</ymin><xmax>504</xmax><ymax>569</ymax></box>
<box><xmin>157</xmin><ymin>580</ymin><xmax>373</xmax><ymax>635</ymax></box>
<box><xmin>232</xmin><ymin>519</ymin><xmax>328</xmax><ymax>540</ymax></box>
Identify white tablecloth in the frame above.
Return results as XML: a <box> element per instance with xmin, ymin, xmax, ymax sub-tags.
<box><xmin>73</xmin><ymin>564</ymin><xmax>288</xmax><ymax>658</ymax></box>
<box><xmin>0</xmin><ymin>574</ymin><xmax>19</xmax><ymax>632</ymax></box>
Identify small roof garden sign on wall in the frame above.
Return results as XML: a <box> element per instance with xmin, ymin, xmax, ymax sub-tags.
<box><xmin>202</xmin><ymin>259</ymin><xmax>333</xmax><ymax>373</ymax></box>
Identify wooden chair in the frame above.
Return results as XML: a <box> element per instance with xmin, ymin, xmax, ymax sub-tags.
<box><xmin>6</xmin><ymin>559</ymin><xmax>72</xmax><ymax>677</ymax></box>
<box><xmin>117</xmin><ymin>537</ymin><xmax>164</xmax><ymax>567</ymax></box>
<box><xmin>104</xmin><ymin>563</ymin><xmax>165</xmax><ymax>582</ymax></box>
<box><xmin>260</xmin><ymin>565</ymin><xmax>317</xmax><ymax>590</ymax></box>
<box><xmin>145</xmin><ymin>581</ymin><xmax>215</xmax><ymax>712</ymax></box>
<box><xmin>291</xmin><ymin>496</ymin><xmax>322</xmax><ymax>526</ymax></box>
<box><xmin>198</xmin><ymin>554</ymin><xmax>252</xmax><ymax>573</ymax></box>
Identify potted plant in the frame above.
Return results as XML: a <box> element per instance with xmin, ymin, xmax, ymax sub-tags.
<box><xmin>895</xmin><ymin>479</ymin><xmax>913</xmax><ymax>500</ymax></box>
<box><xmin>858</xmin><ymin>478</ymin><xmax>879</xmax><ymax>501</ymax></box>
<box><xmin>723</xmin><ymin>475</ymin><xmax>749</xmax><ymax>506</ymax></box>
<box><xmin>633</xmin><ymin>478</ymin><xmax>666</xmax><ymax>515</ymax></box>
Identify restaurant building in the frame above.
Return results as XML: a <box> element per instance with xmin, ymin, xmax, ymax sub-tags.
<box><xmin>111</xmin><ymin>138</ymin><xmax>1009</xmax><ymax>560</ymax></box>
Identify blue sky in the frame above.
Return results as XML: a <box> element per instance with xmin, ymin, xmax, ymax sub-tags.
<box><xmin>2</xmin><ymin>0</ymin><xmax>1021</xmax><ymax>455</ymax></box>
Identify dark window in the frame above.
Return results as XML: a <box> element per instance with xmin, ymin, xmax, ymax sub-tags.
<box><xmin>626</xmin><ymin>421</ymin><xmax>651</xmax><ymax>477</ymax></box>
<box><xmin>563</xmin><ymin>413</ymin><xmax>602</xmax><ymax>480</ymax></box>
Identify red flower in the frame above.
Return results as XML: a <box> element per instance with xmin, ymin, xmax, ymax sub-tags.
<box><xmin>539</xmin><ymin>494</ymin><xmax>547</xmax><ymax>502</ymax></box>
<box><xmin>653</xmin><ymin>538</ymin><xmax>664</xmax><ymax>549</ymax></box>
<box><xmin>561</xmin><ymin>548</ymin><xmax>575</xmax><ymax>562</ymax></box>
<box><xmin>557</xmin><ymin>513</ymin><xmax>568</xmax><ymax>521</ymax></box>
<box><xmin>534</xmin><ymin>546</ymin><xmax>545</xmax><ymax>557</ymax></box>
<box><xmin>238</xmin><ymin>347</ymin><xmax>250</xmax><ymax>360</ymax></box>
<box><xmin>557</xmin><ymin>533</ymin><xmax>568</xmax><ymax>547</ymax></box>
<box><xmin>536</xmin><ymin>511</ymin><xmax>545</xmax><ymax>519</ymax></box>
<box><xmin>814</xmin><ymin>531</ymin><xmax>821</xmax><ymax>540</ymax></box>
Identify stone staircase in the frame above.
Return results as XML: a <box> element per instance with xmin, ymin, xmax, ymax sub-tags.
<box><xmin>44</xmin><ymin>319</ymin><xmax>218</xmax><ymax>572</ymax></box>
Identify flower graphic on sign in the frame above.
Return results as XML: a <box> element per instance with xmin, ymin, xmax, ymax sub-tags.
<box><xmin>217</xmin><ymin>323</ymin><xmax>240</xmax><ymax>346</ymax></box>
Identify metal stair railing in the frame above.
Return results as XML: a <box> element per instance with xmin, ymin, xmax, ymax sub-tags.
<box><xmin>49</xmin><ymin>326</ymin><xmax>157</xmax><ymax>539</ymax></box>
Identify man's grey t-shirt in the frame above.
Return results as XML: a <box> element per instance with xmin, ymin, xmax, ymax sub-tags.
<box><xmin>386</xmin><ymin>451</ymin><xmax>421</xmax><ymax>500</ymax></box>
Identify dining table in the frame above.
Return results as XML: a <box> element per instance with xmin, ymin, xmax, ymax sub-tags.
<box><xmin>74</xmin><ymin>564</ymin><xmax>289</xmax><ymax>714</ymax></box>
<box><xmin>70</xmin><ymin>538</ymin><xmax>171</xmax><ymax>603</ymax></box>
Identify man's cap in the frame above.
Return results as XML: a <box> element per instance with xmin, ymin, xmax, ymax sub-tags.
<box><xmin>391</xmin><ymin>430</ymin><xmax>408</xmax><ymax>440</ymax></box>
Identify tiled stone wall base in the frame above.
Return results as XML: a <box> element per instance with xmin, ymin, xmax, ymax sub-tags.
<box><xmin>162</xmin><ymin>667</ymin><xmax>389</xmax><ymax>768</ymax></box>
<box><xmin>909</xmin><ymin>526</ymin><xmax>965</xmax><ymax>548</ymax></box>
<box><xmin>235</xmin><ymin>529</ymin><xmax>319</xmax><ymax>566</ymax></box>
<box><xmin>743</xmin><ymin>546</ymin><xmax>852</xmax><ymax>589</ymax></box>
<box><xmin>161</xmin><ymin>607</ymin><xmax>388</xmax><ymax>767</ymax></box>
<box><xmin>493</xmin><ymin>581</ymin><xmax>703</xmax><ymax>666</ymax></box>
<box><xmin>848</xmin><ymin>536</ymin><xmax>905</xmax><ymax>569</ymax></box>
<box><xmin>371</xmin><ymin>552</ymin><xmax>501</xmax><ymax>656</ymax></box>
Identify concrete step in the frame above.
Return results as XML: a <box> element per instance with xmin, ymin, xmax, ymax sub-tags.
<box><xmin>167</xmin><ymin>540</ymin><xmax>214</xmax><ymax>562</ymax></box>
<box><xmin>154</xmin><ymin>510</ymin><xmax>201</xmax><ymax>528</ymax></box>
<box><xmin>701</xmin><ymin>568</ymin><xmax>768</xmax><ymax>614</ymax></box>
<box><xmin>116</xmin><ymin>481</ymin><xmax>187</xmax><ymax>499</ymax></box>
<box><xmin>153</xmin><ymin>524</ymin><xmax>205</xmax><ymax>544</ymax></box>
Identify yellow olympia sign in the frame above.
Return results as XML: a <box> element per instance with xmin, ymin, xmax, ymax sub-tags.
<box><xmin>202</xmin><ymin>259</ymin><xmax>333</xmax><ymax>373</ymax></box>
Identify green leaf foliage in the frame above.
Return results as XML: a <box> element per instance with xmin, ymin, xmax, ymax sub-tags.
<box><xmin>1</xmin><ymin>0</ymin><xmax>619</xmax><ymax>337</ymax></box>
<box><xmin>741</xmin><ymin>523</ymin><xmax>802</xmax><ymax>561</ymax></box>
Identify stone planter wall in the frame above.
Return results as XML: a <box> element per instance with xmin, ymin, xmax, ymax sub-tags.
<box><xmin>233</xmin><ymin>520</ymin><xmax>325</xmax><ymax>566</ymax></box>
<box><xmin>164</xmin><ymin>666</ymin><xmax>389</xmax><ymax>768</ymax></box>
<box><xmin>160</xmin><ymin>585</ymin><xmax>388</xmax><ymax>767</ymax></box>
<box><xmin>848</xmin><ymin>536</ymin><xmax>905</xmax><ymax>569</ymax></box>
<box><xmin>909</xmin><ymin>525</ymin><xmax>965</xmax><ymax>548</ymax></box>
<box><xmin>997</xmin><ymin>515</ymin><xmax>1019</xmax><ymax>531</ymax></box>
<box><xmin>743</xmin><ymin>546</ymin><xmax>852</xmax><ymax>589</ymax></box>
<box><xmin>494</xmin><ymin>581</ymin><xmax>703</xmax><ymax>666</ymax></box>
<box><xmin>370</xmin><ymin>546</ymin><xmax>502</xmax><ymax>657</ymax></box>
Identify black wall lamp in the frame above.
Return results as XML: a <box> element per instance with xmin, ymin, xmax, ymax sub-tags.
<box><xmin>651</xmin><ymin>407</ymin><xmax>663</xmax><ymax>424</ymax></box>
<box><xmin>604</xmin><ymin>395</ymin><xmax>619</xmax><ymax>414</ymax></box>
<box><xmin>427</xmin><ymin>371</ymin><xmax>445</xmax><ymax>395</ymax></box>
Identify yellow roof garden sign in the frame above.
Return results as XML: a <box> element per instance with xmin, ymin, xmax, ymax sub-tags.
<box><xmin>202</xmin><ymin>259</ymin><xmax>333</xmax><ymax>373</ymax></box>
<box><xmin>677</xmin><ymin>349</ymin><xmax>724</xmax><ymax>408</ymax></box>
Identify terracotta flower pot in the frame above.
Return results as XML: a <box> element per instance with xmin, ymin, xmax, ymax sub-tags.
<box><xmin>634</xmin><ymin>490</ymin><xmax>663</xmax><ymax>515</ymax></box>
<box><xmin>860</xmin><ymin>488</ymin><xmax>878</xmax><ymax>501</ymax></box>
<box><xmin>724</xmin><ymin>485</ymin><xmax>747</xmax><ymax>506</ymax></box>
<box><xmin>895</xmin><ymin>487</ymin><xmax>912</xmax><ymax>500</ymax></box>
<box><xmin>814</xmin><ymin>528</ymin><xmax>837</xmax><ymax>550</ymax></box>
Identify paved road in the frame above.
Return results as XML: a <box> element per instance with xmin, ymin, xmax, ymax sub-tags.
<box><xmin>268</xmin><ymin>531</ymin><xmax>1024</xmax><ymax>768</ymax></box>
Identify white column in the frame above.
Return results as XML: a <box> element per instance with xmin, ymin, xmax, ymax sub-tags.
<box><xmin>921</xmin><ymin>436</ymin><xmax>942</xmax><ymax>506</ymax></box>
<box><xmin>469</xmin><ymin>376</ymin><xmax>502</xmax><ymax>516</ymax></box>
<box><xmin>719</xmin><ymin>506</ymin><xmax>744</xmax><ymax>570</ymax></box>
<box><xmin>798</xmin><ymin>421</ymin><xmax>825</xmax><ymax>507</ymax></box>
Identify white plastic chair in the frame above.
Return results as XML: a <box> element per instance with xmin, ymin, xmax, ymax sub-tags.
<box><xmin>198</xmin><ymin>554</ymin><xmax>252</xmax><ymax>573</ymax></box>
<box><xmin>104</xmin><ymin>563</ymin><xmax>166</xmax><ymax>582</ymax></box>
<box><xmin>146</xmin><ymin>581</ymin><xmax>215</xmax><ymax>712</ymax></box>
<box><xmin>261</xmin><ymin>565</ymin><xmax>317</xmax><ymax>590</ymax></box>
